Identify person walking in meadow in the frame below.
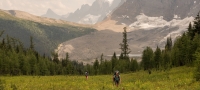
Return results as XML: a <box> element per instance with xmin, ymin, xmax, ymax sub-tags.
<box><xmin>85</xmin><ymin>72</ymin><xmax>89</xmax><ymax>80</ymax></box>
<box><xmin>113</xmin><ymin>71</ymin><xmax>120</xmax><ymax>87</ymax></box>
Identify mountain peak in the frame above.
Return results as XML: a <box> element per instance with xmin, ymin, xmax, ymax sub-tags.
<box><xmin>46</xmin><ymin>8</ymin><xmax>57</xmax><ymax>15</ymax></box>
<box><xmin>65</xmin><ymin>0</ymin><xmax>122</xmax><ymax>24</ymax></box>
<box><xmin>42</xmin><ymin>8</ymin><xmax>60</xmax><ymax>19</ymax></box>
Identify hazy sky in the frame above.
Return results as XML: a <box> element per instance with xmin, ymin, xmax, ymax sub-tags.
<box><xmin>0</xmin><ymin>0</ymin><xmax>95</xmax><ymax>16</ymax></box>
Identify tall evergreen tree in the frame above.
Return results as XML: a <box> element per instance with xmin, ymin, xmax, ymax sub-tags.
<box><xmin>111</xmin><ymin>52</ymin><xmax>117</xmax><ymax>71</ymax></box>
<box><xmin>193</xmin><ymin>12</ymin><xmax>200</xmax><ymax>34</ymax></box>
<box><xmin>93</xmin><ymin>58</ymin><xmax>99</xmax><ymax>75</ymax></box>
<box><xmin>165</xmin><ymin>37</ymin><xmax>172</xmax><ymax>51</ymax></box>
<box><xmin>188</xmin><ymin>22</ymin><xmax>195</xmax><ymax>39</ymax></box>
<box><xmin>141</xmin><ymin>47</ymin><xmax>154</xmax><ymax>70</ymax></box>
<box><xmin>29</xmin><ymin>36</ymin><xmax>34</xmax><ymax>50</ymax></box>
<box><xmin>130</xmin><ymin>58</ymin><xmax>139</xmax><ymax>72</ymax></box>
<box><xmin>154</xmin><ymin>46</ymin><xmax>162</xmax><ymax>70</ymax></box>
<box><xmin>194</xmin><ymin>47</ymin><xmax>200</xmax><ymax>81</ymax></box>
<box><xmin>120</xmin><ymin>27</ymin><xmax>131</xmax><ymax>59</ymax></box>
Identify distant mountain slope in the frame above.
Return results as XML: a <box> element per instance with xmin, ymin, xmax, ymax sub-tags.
<box><xmin>96</xmin><ymin>0</ymin><xmax>200</xmax><ymax>32</ymax></box>
<box><xmin>3</xmin><ymin>10</ymin><xmax>93</xmax><ymax>28</ymax></box>
<box><xmin>42</xmin><ymin>8</ymin><xmax>61</xmax><ymax>19</ymax></box>
<box><xmin>57</xmin><ymin>0</ymin><xmax>199</xmax><ymax>62</ymax></box>
<box><xmin>112</xmin><ymin>0</ymin><xmax>199</xmax><ymax>25</ymax></box>
<box><xmin>0</xmin><ymin>9</ymin><xmax>97</xmax><ymax>56</ymax></box>
<box><xmin>65</xmin><ymin>0</ymin><xmax>124</xmax><ymax>24</ymax></box>
<box><xmin>56</xmin><ymin>26</ymin><xmax>181</xmax><ymax>62</ymax></box>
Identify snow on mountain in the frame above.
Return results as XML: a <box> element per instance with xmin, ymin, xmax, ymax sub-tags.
<box><xmin>129</xmin><ymin>14</ymin><xmax>167</xmax><ymax>29</ymax></box>
<box><xmin>79</xmin><ymin>14</ymin><xmax>101</xmax><ymax>24</ymax></box>
<box><xmin>128</xmin><ymin>13</ymin><xmax>194</xmax><ymax>46</ymax></box>
<box><xmin>159</xmin><ymin>16</ymin><xmax>194</xmax><ymax>43</ymax></box>
<box><xmin>104</xmin><ymin>0</ymin><xmax>114</xmax><ymax>6</ymax></box>
<box><xmin>129</xmin><ymin>14</ymin><xmax>194</xmax><ymax>30</ymax></box>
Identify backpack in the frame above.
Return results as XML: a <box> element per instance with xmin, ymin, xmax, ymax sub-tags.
<box><xmin>114</xmin><ymin>74</ymin><xmax>120</xmax><ymax>81</ymax></box>
<box><xmin>114</xmin><ymin>71</ymin><xmax>120</xmax><ymax>81</ymax></box>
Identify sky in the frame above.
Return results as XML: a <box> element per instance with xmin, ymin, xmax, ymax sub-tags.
<box><xmin>0</xmin><ymin>0</ymin><xmax>95</xmax><ymax>16</ymax></box>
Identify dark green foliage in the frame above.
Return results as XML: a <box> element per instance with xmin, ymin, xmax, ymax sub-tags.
<box><xmin>141</xmin><ymin>47</ymin><xmax>154</xmax><ymax>70</ymax></box>
<box><xmin>93</xmin><ymin>59</ymin><xmax>99</xmax><ymax>75</ymax></box>
<box><xmin>193</xmin><ymin>12</ymin><xmax>200</xmax><ymax>35</ymax></box>
<box><xmin>162</xmin><ymin>50</ymin><xmax>171</xmax><ymax>70</ymax></box>
<box><xmin>130</xmin><ymin>58</ymin><xmax>139</xmax><ymax>72</ymax></box>
<box><xmin>0</xmin><ymin>33</ymin><xmax>92</xmax><ymax>76</ymax></box>
<box><xmin>194</xmin><ymin>47</ymin><xmax>200</xmax><ymax>81</ymax></box>
<box><xmin>165</xmin><ymin>37</ymin><xmax>172</xmax><ymax>51</ymax></box>
<box><xmin>154</xmin><ymin>46</ymin><xmax>162</xmax><ymax>70</ymax></box>
<box><xmin>29</xmin><ymin>36</ymin><xmax>34</xmax><ymax>50</ymax></box>
<box><xmin>111</xmin><ymin>52</ymin><xmax>118</xmax><ymax>72</ymax></box>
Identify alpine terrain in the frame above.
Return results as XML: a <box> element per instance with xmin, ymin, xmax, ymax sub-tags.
<box><xmin>0</xmin><ymin>9</ymin><xmax>96</xmax><ymax>56</ymax></box>
<box><xmin>64</xmin><ymin>0</ymin><xmax>124</xmax><ymax>24</ymax></box>
<box><xmin>56</xmin><ymin>0</ymin><xmax>200</xmax><ymax>63</ymax></box>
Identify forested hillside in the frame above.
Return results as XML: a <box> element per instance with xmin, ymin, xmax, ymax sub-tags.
<box><xmin>0</xmin><ymin>10</ymin><xmax>96</xmax><ymax>56</ymax></box>
<box><xmin>141</xmin><ymin>12</ymin><xmax>200</xmax><ymax>81</ymax></box>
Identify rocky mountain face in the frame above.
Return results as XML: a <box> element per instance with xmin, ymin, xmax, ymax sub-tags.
<box><xmin>64</xmin><ymin>0</ymin><xmax>123</xmax><ymax>24</ymax></box>
<box><xmin>111</xmin><ymin>0</ymin><xmax>200</xmax><ymax>25</ymax></box>
<box><xmin>57</xmin><ymin>0</ymin><xmax>200</xmax><ymax>62</ymax></box>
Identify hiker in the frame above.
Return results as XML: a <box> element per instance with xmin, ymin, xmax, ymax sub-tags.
<box><xmin>85</xmin><ymin>72</ymin><xmax>89</xmax><ymax>80</ymax></box>
<box><xmin>113</xmin><ymin>71</ymin><xmax>120</xmax><ymax>87</ymax></box>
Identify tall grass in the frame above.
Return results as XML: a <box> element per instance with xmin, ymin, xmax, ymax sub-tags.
<box><xmin>0</xmin><ymin>66</ymin><xmax>199</xmax><ymax>90</ymax></box>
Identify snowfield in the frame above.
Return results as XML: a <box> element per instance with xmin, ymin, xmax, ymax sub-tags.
<box><xmin>129</xmin><ymin>13</ymin><xmax>194</xmax><ymax>30</ymax></box>
<box><xmin>79</xmin><ymin>14</ymin><xmax>101</xmax><ymax>24</ymax></box>
<box><xmin>128</xmin><ymin>13</ymin><xmax>194</xmax><ymax>46</ymax></box>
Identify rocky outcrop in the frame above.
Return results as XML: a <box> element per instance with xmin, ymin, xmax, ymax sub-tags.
<box><xmin>111</xmin><ymin>0</ymin><xmax>200</xmax><ymax>25</ymax></box>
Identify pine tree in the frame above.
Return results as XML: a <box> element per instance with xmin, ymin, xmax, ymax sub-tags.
<box><xmin>93</xmin><ymin>58</ymin><xmax>99</xmax><ymax>75</ymax></box>
<box><xmin>52</xmin><ymin>52</ymin><xmax>59</xmax><ymax>64</ymax></box>
<box><xmin>120</xmin><ymin>27</ymin><xmax>131</xmax><ymax>59</ymax></box>
<box><xmin>141</xmin><ymin>47</ymin><xmax>154</xmax><ymax>70</ymax></box>
<box><xmin>154</xmin><ymin>46</ymin><xmax>162</xmax><ymax>70</ymax></box>
<box><xmin>111</xmin><ymin>52</ymin><xmax>117</xmax><ymax>71</ymax></box>
<box><xmin>194</xmin><ymin>47</ymin><xmax>200</xmax><ymax>81</ymax></box>
<box><xmin>162</xmin><ymin>51</ymin><xmax>171</xmax><ymax>70</ymax></box>
<box><xmin>29</xmin><ymin>36</ymin><xmax>34</xmax><ymax>50</ymax></box>
<box><xmin>188</xmin><ymin>22</ymin><xmax>195</xmax><ymax>39</ymax></box>
<box><xmin>100</xmin><ymin>53</ymin><xmax>104</xmax><ymax>64</ymax></box>
<box><xmin>165</xmin><ymin>37</ymin><xmax>172</xmax><ymax>51</ymax></box>
<box><xmin>130</xmin><ymin>58</ymin><xmax>139</xmax><ymax>72</ymax></box>
<box><xmin>193</xmin><ymin>12</ymin><xmax>200</xmax><ymax>34</ymax></box>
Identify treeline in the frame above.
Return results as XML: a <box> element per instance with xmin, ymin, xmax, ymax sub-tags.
<box><xmin>0</xmin><ymin>25</ymin><xmax>140</xmax><ymax>76</ymax></box>
<box><xmin>84</xmin><ymin>53</ymin><xmax>139</xmax><ymax>75</ymax></box>
<box><xmin>141</xmin><ymin>12</ymin><xmax>200</xmax><ymax>81</ymax></box>
<box><xmin>0</xmin><ymin>33</ymin><xmax>86</xmax><ymax>76</ymax></box>
<box><xmin>0</xmin><ymin>31</ymin><xmax>139</xmax><ymax>76</ymax></box>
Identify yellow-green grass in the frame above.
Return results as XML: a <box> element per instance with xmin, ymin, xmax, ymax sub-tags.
<box><xmin>0</xmin><ymin>66</ymin><xmax>200</xmax><ymax>90</ymax></box>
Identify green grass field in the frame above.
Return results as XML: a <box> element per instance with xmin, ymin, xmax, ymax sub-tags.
<box><xmin>0</xmin><ymin>66</ymin><xmax>200</xmax><ymax>90</ymax></box>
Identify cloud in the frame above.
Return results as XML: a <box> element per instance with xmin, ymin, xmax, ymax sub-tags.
<box><xmin>0</xmin><ymin>0</ymin><xmax>95</xmax><ymax>16</ymax></box>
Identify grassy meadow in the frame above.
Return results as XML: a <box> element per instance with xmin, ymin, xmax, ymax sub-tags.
<box><xmin>0</xmin><ymin>66</ymin><xmax>200</xmax><ymax>90</ymax></box>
